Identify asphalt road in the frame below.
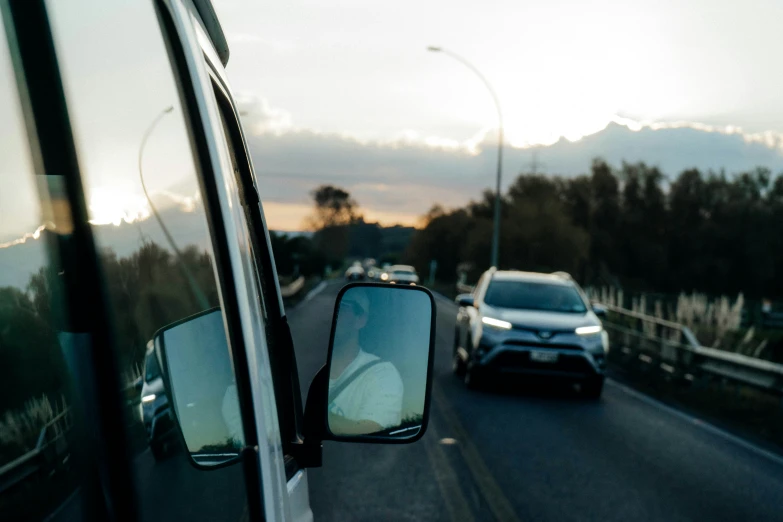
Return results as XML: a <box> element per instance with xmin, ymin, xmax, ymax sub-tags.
<box><xmin>290</xmin><ymin>281</ymin><xmax>783</xmax><ymax>522</ymax></box>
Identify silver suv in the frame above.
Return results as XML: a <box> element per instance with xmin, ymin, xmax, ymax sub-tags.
<box><xmin>454</xmin><ymin>269</ymin><xmax>608</xmax><ymax>398</ymax></box>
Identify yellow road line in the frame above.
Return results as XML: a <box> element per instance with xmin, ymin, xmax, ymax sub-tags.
<box><xmin>423</xmin><ymin>417</ymin><xmax>476</xmax><ymax>522</ymax></box>
<box><xmin>432</xmin><ymin>385</ymin><xmax>522</xmax><ymax>522</ymax></box>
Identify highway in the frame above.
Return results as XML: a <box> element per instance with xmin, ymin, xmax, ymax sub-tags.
<box><xmin>290</xmin><ymin>281</ymin><xmax>783</xmax><ymax>522</ymax></box>
<box><xmin>46</xmin><ymin>280</ymin><xmax>783</xmax><ymax>522</ymax></box>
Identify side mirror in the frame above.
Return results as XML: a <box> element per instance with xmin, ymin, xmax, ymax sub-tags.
<box><xmin>154</xmin><ymin>308</ymin><xmax>244</xmax><ymax>470</ymax></box>
<box><xmin>456</xmin><ymin>293</ymin><xmax>474</xmax><ymax>308</ymax></box>
<box><xmin>301</xmin><ymin>283</ymin><xmax>435</xmax><ymax>459</ymax></box>
<box><xmin>592</xmin><ymin>304</ymin><xmax>607</xmax><ymax>318</ymax></box>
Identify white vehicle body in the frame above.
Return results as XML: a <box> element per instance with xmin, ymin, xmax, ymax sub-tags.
<box><xmin>386</xmin><ymin>265</ymin><xmax>420</xmax><ymax>284</ymax></box>
<box><xmin>166</xmin><ymin>2</ymin><xmax>311</xmax><ymax>519</ymax></box>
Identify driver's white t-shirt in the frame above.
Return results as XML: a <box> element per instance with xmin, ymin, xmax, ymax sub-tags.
<box><xmin>328</xmin><ymin>349</ymin><xmax>403</xmax><ymax>429</ymax></box>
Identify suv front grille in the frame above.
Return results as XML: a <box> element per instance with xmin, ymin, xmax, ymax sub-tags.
<box><xmin>504</xmin><ymin>340</ymin><xmax>583</xmax><ymax>351</ymax></box>
<box><xmin>491</xmin><ymin>350</ymin><xmax>593</xmax><ymax>374</ymax></box>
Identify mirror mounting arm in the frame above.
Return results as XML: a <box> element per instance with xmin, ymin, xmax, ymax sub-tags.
<box><xmin>292</xmin><ymin>364</ymin><xmax>328</xmax><ymax>468</ymax></box>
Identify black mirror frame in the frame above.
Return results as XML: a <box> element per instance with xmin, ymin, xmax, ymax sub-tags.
<box><xmin>153</xmin><ymin>307</ymin><xmax>242</xmax><ymax>471</ymax></box>
<box><xmin>299</xmin><ymin>282</ymin><xmax>436</xmax><ymax>456</ymax></box>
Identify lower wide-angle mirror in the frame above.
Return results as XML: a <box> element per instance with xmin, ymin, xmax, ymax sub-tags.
<box><xmin>155</xmin><ymin>308</ymin><xmax>245</xmax><ymax>469</ymax></box>
<box><xmin>325</xmin><ymin>283</ymin><xmax>435</xmax><ymax>442</ymax></box>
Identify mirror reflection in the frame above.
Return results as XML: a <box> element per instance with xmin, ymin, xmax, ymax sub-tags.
<box><xmin>328</xmin><ymin>286</ymin><xmax>433</xmax><ymax>439</ymax></box>
<box><xmin>155</xmin><ymin>309</ymin><xmax>244</xmax><ymax>468</ymax></box>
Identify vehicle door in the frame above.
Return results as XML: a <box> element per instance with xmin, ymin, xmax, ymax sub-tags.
<box><xmin>157</xmin><ymin>1</ymin><xmax>310</xmax><ymax>521</ymax></box>
<box><xmin>0</xmin><ymin>0</ymin><xmax>285</xmax><ymax>520</ymax></box>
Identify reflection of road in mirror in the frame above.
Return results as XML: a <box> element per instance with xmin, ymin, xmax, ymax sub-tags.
<box><xmin>328</xmin><ymin>287</ymin><xmax>404</xmax><ymax>436</ymax></box>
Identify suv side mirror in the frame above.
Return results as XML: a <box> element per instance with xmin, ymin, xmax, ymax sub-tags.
<box><xmin>154</xmin><ymin>308</ymin><xmax>243</xmax><ymax>470</ymax></box>
<box><xmin>456</xmin><ymin>294</ymin><xmax>474</xmax><ymax>308</ymax></box>
<box><xmin>592</xmin><ymin>304</ymin><xmax>607</xmax><ymax>318</ymax></box>
<box><xmin>298</xmin><ymin>283</ymin><xmax>435</xmax><ymax>466</ymax></box>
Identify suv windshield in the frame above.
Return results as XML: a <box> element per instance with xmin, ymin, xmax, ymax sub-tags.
<box><xmin>483</xmin><ymin>280</ymin><xmax>587</xmax><ymax>314</ymax></box>
<box><xmin>145</xmin><ymin>351</ymin><xmax>162</xmax><ymax>382</ymax></box>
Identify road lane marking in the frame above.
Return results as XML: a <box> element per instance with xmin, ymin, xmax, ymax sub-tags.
<box><xmin>432</xmin><ymin>385</ymin><xmax>521</xmax><ymax>522</ymax></box>
<box><xmin>298</xmin><ymin>281</ymin><xmax>327</xmax><ymax>306</ymax></box>
<box><xmin>607</xmin><ymin>378</ymin><xmax>783</xmax><ymax>467</ymax></box>
<box><xmin>423</xmin><ymin>416</ymin><xmax>476</xmax><ymax>522</ymax></box>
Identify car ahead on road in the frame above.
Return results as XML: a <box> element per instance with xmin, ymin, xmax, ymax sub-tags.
<box><xmin>453</xmin><ymin>269</ymin><xmax>608</xmax><ymax>397</ymax></box>
<box><xmin>345</xmin><ymin>264</ymin><xmax>366</xmax><ymax>281</ymax></box>
<box><xmin>139</xmin><ymin>344</ymin><xmax>178</xmax><ymax>461</ymax></box>
<box><xmin>385</xmin><ymin>265</ymin><xmax>420</xmax><ymax>285</ymax></box>
<box><xmin>0</xmin><ymin>2</ymin><xmax>437</xmax><ymax>521</ymax></box>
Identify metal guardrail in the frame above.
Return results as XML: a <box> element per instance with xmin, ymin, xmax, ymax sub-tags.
<box><xmin>600</xmin><ymin>303</ymin><xmax>783</xmax><ymax>395</ymax></box>
<box><xmin>456</xmin><ymin>283</ymin><xmax>475</xmax><ymax>294</ymax></box>
<box><xmin>280</xmin><ymin>276</ymin><xmax>305</xmax><ymax>298</ymax></box>
<box><xmin>0</xmin><ymin>381</ymin><xmax>141</xmax><ymax>497</ymax></box>
<box><xmin>0</xmin><ymin>409</ymin><xmax>72</xmax><ymax>495</ymax></box>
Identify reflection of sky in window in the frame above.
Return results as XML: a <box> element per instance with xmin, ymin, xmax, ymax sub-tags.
<box><xmin>0</xmin><ymin>21</ymin><xmax>50</xmax><ymax>289</ymax></box>
<box><xmin>335</xmin><ymin>287</ymin><xmax>432</xmax><ymax>419</ymax></box>
<box><xmin>0</xmin><ymin>1</ymin><xmax>211</xmax><ymax>285</ymax></box>
<box><xmin>162</xmin><ymin>310</ymin><xmax>242</xmax><ymax>453</ymax></box>
<box><xmin>0</xmin><ymin>20</ymin><xmax>39</xmax><ymax>242</ymax></box>
<box><xmin>47</xmin><ymin>0</ymin><xmax>200</xmax><ymax>227</ymax></box>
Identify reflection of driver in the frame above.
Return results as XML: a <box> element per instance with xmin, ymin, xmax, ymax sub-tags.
<box><xmin>328</xmin><ymin>289</ymin><xmax>403</xmax><ymax>435</ymax></box>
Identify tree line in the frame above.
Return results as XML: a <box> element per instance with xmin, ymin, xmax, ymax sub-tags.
<box><xmin>405</xmin><ymin>159</ymin><xmax>783</xmax><ymax>299</ymax></box>
<box><xmin>271</xmin><ymin>185</ymin><xmax>415</xmax><ymax>276</ymax></box>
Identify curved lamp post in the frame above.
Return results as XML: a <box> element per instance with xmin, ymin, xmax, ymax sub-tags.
<box><xmin>427</xmin><ymin>46</ymin><xmax>504</xmax><ymax>268</ymax></box>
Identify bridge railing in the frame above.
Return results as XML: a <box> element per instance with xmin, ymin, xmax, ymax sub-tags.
<box><xmin>599</xmin><ymin>303</ymin><xmax>783</xmax><ymax>395</ymax></box>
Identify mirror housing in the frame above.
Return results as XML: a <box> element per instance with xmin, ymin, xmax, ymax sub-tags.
<box><xmin>154</xmin><ymin>308</ymin><xmax>244</xmax><ymax>470</ymax></box>
<box><xmin>592</xmin><ymin>304</ymin><xmax>607</xmax><ymax>318</ymax></box>
<box><xmin>456</xmin><ymin>293</ymin><xmax>474</xmax><ymax>308</ymax></box>
<box><xmin>298</xmin><ymin>283</ymin><xmax>436</xmax><ymax>466</ymax></box>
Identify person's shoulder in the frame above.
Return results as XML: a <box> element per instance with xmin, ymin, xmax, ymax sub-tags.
<box><xmin>359</xmin><ymin>350</ymin><xmax>380</xmax><ymax>364</ymax></box>
<box><xmin>366</xmin><ymin>360</ymin><xmax>402</xmax><ymax>385</ymax></box>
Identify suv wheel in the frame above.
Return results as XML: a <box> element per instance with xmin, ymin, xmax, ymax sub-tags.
<box><xmin>582</xmin><ymin>376</ymin><xmax>604</xmax><ymax>400</ymax></box>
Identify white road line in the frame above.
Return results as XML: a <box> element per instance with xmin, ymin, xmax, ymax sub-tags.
<box><xmin>607</xmin><ymin>378</ymin><xmax>783</xmax><ymax>467</ymax></box>
<box><xmin>291</xmin><ymin>281</ymin><xmax>328</xmax><ymax>312</ymax></box>
<box><xmin>303</xmin><ymin>281</ymin><xmax>327</xmax><ymax>302</ymax></box>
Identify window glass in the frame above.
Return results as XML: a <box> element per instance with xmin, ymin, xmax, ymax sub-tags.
<box><xmin>0</xmin><ymin>18</ymin><xmax>86</xmax><ymax>522</ymax></box>
<box><xmin>46</xmin><ymin>1</ymin><xmax>250</xmax><ymax>520</ymax></box>
<box><xmin>211</xmin><ymin>88</ymin><xmax>300</xmax><ymax>453</ymax></box>
<box><xmin>483</xmin><ymin>281</ymin><xmax>588</xmax><ymax>313</ymax></box>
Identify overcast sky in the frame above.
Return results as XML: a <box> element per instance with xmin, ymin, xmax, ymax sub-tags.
<box><xmin>207</xmin><ymin>0</ymin><xmax>783</xmax><ymax>229</ymax></box>
<box><xmin>215</xmin><ymin>0</ymin><xmax>783</xmax><ymax>144</ymax></box>
<box><xmin>4</xmin><ymin>0</ymin><xmax>783</xmax><ymax>243</ymax></box>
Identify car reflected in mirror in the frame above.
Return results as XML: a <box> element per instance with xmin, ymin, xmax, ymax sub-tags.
<box><xmin>154</xmin><ymin>308</ymin><xmax>244</xmax><ymax>469</ymax></box>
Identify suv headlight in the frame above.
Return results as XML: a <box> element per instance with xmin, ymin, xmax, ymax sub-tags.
<box><xmin>482</xmin><ymin>316</ymin><xmax>512</xmax><ymax>330</ymax></box>
<box><xmin>575</xmin><ymin>325</ymin><xmax>602</xmax><ymax>336</ymax></box>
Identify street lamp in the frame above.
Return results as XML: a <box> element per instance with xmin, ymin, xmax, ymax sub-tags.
<box><xmin>427</xmin><ymin>46</ymin><xmax>504</xmax><ymax>269</ymax></box>
<box><xmin>138</xmin><ymin>105</ymin><xmax>208</xmax><ymax>309</ymax></box>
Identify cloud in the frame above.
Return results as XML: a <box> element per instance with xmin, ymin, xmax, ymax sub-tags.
<box><xmin>235</xmin><ymin>93</ymin><xmax>293</xmax><ymax>135</ymax></box>
<box><xmin>247</xmin><ymin>117</ymin><xmax>783</xmax><ymax>231</ymax></box>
